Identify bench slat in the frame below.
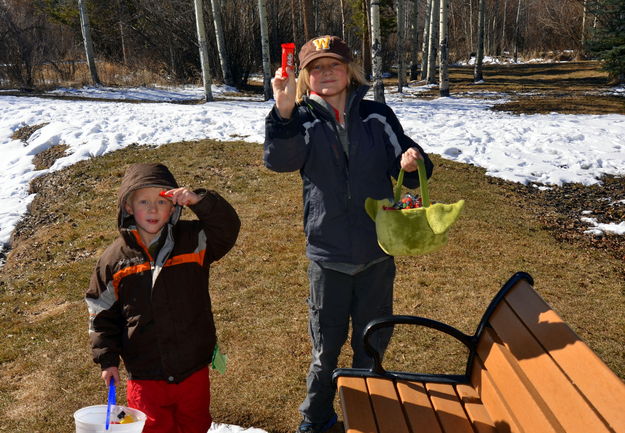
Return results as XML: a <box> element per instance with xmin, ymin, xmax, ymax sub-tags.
<box><xmin>477</xmin><ymin>328</ymin><xmax>561</xmax><ymax>433</ymax></box>
<box><xmin>491</xmin><ymin>298</ymin><xmax>612</xmax><ymax>433</ymax></box>
<box><xmin>505</xmin><ymin>281</ymin><xmax>625</xmax><ymax>432</ymax></box>
<box><xmin>336</xmin><ymin>376</ymin><xmax>378</xmax><ymax>433</ymax></box>
<box><xmin>455</xmin><ymin>384</ymin><xmax>497</xmax><ymax>433</ymax></box>
<box><xmin>425</xmin><ymin>383</ymin><xmax>474</xmax><ymax>433</ymax></box>
<box><xmin>367</xmin><ymin>377</ymin><xmax>411</xmax><ymax>433</ymax></box>
<box><xmin>396</xmin><ymin>380</ymin><xmax>443</xmax><ymax>433</ymax></box>
<box><xmin>471</xmin><ymin>357</ymin><xmax>524</xmax><ymax>433</ymax></box>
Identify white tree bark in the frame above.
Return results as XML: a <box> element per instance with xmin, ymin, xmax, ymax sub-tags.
<box><xmin>370</xmin><ymin>0</ymin><xmax>385</xmax><ymax>103</ymax></box>
<box><xmin>77</xmin><ymin>0</ymin><xmax>100</xmax><ymax>85</ymax></box>
<box><xmin>396</xmin><ymin>0</ymin><xmax>406</xmax><ymax>92</ymax></box>
<box><xmin>513</xmin><ymin>0</ymin><xmax>522</xmax><ymax>62</ymax></box>
<box><xmin>409</xmin><ymin>0</ymin><xmax>419</xmax><ymax>80</ymax></box>
<box><xmin>426</xmin><ymin>0</ymin><xmax>439</xmax><ymax>84</ymax></box>
<box><xmin>439</xmin><ymin>0</ymin><xmax>449</xmax><ymax>96</ymax></box>
<box><xmin>258</xmin><ymin>0</ymin><xmax>272</xmax><ymax>101</ymax></box>
<box><xmin>474</xmin><ymin>0</ymin><xmax>485</xmax><ymax>82</ymax></box>
<box><xmin>210</xmin><ymin>0</ymin><xmax>233</xmax><ymax>86</ymax></box>
<box><xmin>193</xmin><ymin>0</ymin><xmax>213</xmax><ymax>101</ymax></box>
<box><xmin>581</xmin><ymin>0</ymin><xmax>588</xmax><ymax>54</ymax></box>
<box><xmin>501</xmin><ymin>0</ymin><xmax>508</xmax><ymax>54</ymax></box>
<box><xmin>420</xmin><ymin>0</ymin><xmax>432</xmax><ymax>80</ymax></box>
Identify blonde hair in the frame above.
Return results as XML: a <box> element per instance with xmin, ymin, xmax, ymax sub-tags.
<box><xmin>296</xmin><ymin>61</ymin><xmax>370</xmax><ymax>102</ymax></box>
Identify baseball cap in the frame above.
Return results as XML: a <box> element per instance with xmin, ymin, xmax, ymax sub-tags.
<box><xmin>299</xmin><ymin>35</ymin><xmax>352</xmax><ymax>69</ymax></box>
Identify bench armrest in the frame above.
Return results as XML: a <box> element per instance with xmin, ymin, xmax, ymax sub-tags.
<box><xmin>363</xmin><ymin>315</ymin><xmax>474</xmax><ymax>376</ymax></box>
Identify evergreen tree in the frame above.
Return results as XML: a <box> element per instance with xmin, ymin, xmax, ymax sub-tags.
<box><xmin>586</xmin><ymin>0</ymin><xmax>625</xmax><ymax>83</ymax></box>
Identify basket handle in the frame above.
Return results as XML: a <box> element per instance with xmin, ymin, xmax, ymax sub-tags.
<box><xmin>394</xmin><ymin>159</ymin><xmax>430</xmax><ymax>207</ymax></box>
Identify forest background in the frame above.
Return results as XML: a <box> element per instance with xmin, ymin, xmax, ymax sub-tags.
<box><xmin>1</xmin><ymin>0</ymin><xmax>625</xmax><ymax>94</ymax></box>
<box><xmin>1</xmin><ymin>0</ymin><xmax>625</xmax><ymax>432</ymax></box>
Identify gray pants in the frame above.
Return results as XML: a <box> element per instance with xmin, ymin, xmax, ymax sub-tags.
<box><xmin>299</xmin><ymin>258</ymin><xmax>395</xmax><ymax>423</ymax></box>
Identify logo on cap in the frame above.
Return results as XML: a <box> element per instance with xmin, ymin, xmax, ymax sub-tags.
<box><xmin>312</xmin><ymin>37</ymin><xmax>331</xmax><ymax>51</ymax></box>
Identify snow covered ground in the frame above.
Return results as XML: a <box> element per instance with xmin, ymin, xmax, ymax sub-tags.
<box><xmin>1</xmin><ymin>83</ymin><xmax>624</xmax><ymax>255</ymax></box>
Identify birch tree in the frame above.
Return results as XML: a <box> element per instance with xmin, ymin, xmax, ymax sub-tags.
<box><xmin>370</xmin><ymin>0</ymin><xmax>385</xmax><ymax>103</ymax></box>
<box><xmin>193</xmin><ymin>0</ymin><xmax>213</xmax><ymax>101</ymax></box>
<box><xmin>426</xmin><ymin>0</ymin><xmax>439</xmax><ymax>84</ymax></box>
<box><xmin>77</xmin><ymin>0</ymin><xmax>100</xmax><ymax>85</ymax></box>
<box><xmin>439</xmin><ymin>0</ymin><xmax>449</xmax><ymax>96</ymax></box>
<box><xmin>420</xmin><ymin>0</ymin><xmax>432</xmax><ymax>79</ymax></box>
<box><xmin>258</xmin><ymin>0</ymin><xmax>272</xmax><ymax>101</ymax></box>
<box><xmin>580</xmin><ymin>0</ymin><xmax>588</xmax><ymax>54</ymax></box>
<box><xmin>210</xmin><ymin>0</ymin><xmax>233</xmax><ymax>86</ymax></box>
<box><xmin>501</xmin><ymin>0</ymin><xmax>508</xmax><ymax>54</ymax></box>
<box><xmin>409</xmin><ymin>0</ymin><xmax>419</xmax><ymax>80</ymax></box>
<box><xmin>396</xmin><ymin>0</ymin><xmax>406</xmax><ymax>92</ymax></box>
<box><xmin>474</xmin><ymin>0</ymin><xmax>485</xmax><ymax>82</ymax></box>
<box><xmin>340</xmin><ymin>0</ymin><xmax>346</xmax><ymax>40</ymax></box>
<box><xmin>513</xmin><ymin>0</ymin><xmax>522</xmax><ymax>62</ymax></box>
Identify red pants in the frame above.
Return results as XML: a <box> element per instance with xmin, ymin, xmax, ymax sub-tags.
<box><xmin>127</xmin><ymin>367</ymin><xmax>212</xmax><ymax>433</ymax></box>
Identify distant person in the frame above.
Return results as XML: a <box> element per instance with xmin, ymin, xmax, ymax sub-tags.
<box><xmin>85</xmin><ymin>163</ymin><xmax>240</xmax><ymax>433</ymax></box>
<box><xmin>264</xmin><ymin>35</ymin><xmax>433</xmax><ymax>433</ymax></box>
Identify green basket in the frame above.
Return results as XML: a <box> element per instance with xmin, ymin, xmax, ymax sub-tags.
<box><xmin>365</xmin><ymin>159</ymin><xmax>465</xmax><ymax>256</ymax></box>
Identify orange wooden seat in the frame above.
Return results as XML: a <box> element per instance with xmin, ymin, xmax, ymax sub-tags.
<box><xmin>333</xmin><ymin>272</ymin><xmax>625</xmax><ymax>433</ymax></box>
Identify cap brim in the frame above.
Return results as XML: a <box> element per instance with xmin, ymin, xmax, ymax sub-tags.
<box><xmin>301</xmin><ymin>52</ymin><xmax>349</xmax><ymax>69</ymax></box>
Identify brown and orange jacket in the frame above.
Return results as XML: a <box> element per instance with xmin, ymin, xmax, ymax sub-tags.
<box><xmin>85</xmin><ymin>163</ymin><xmax>240</xmax><ymax>383</ymax></box>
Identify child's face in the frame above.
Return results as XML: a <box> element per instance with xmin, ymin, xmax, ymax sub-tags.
<box><xmin>124</xmin><ymin>187</ymin><xmax>174</xmax><ymax>245</ymax></box>
<box><xmin>308</xmin><ymin>57</ymin><xmax>349</xmax><ymax>98</ymax></box>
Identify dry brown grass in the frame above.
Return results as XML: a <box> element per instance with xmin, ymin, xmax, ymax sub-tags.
<box><xmin>403</xmin><ymin>61</ymin><xmax>625</xmax><ymax>115</ymax></box>
<box><xmin>0</xmin><ymin>138</ymin><xmax>623</xmax><ymax>433</ymax></box>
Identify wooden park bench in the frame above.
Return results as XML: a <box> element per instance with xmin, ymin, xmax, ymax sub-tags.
<box><xmin>333</xmin><ymin>272</ymin><xmax>625</xmax><ymax>433</ymax></box>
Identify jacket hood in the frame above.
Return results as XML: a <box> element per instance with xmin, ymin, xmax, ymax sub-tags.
<box><xmin>117</xmin><ymin>163</ymin><xmax>181</xmax><ymax>230</ymax></box>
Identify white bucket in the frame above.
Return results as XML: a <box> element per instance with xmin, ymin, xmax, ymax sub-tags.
<box><xmin>74</xmin><ymin>405</ymin><xmax>147</xmax><ymax>433</ymax></box>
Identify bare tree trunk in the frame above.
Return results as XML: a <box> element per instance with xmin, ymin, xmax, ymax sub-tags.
<box><xmin>291</xmin><ymin>0</ymin><xmax>298</xmax><ymax>46</ymax></box>
<box><xmin>474</xmin><ymin>0</ymin><xmax>485</xmax><ymax>82</ymax></box>
<box><xmin>426</xmin><ymin>0</ymin><xmax>439</xmax><ymax>84</ymax></box>
<box><xmin>340</xmin><ymin>0</ymin><xmax>346</xmax><ymax>40</ymax></box>
<box><xmin>580</xmin><ymin>0</ymin><xmax>588</xmax><ymax>55</ymax></box>
<box><xmin>513</xmin><ymin>0</ymin><xmax>521</xmax><ymax>62</ymax></box>
<box><xmin>469</xmin><ymin>0</ymin><xmax>473</xmax><ymax>53</ymax></box>
<box><xmin>396</xmin><ymin>0</ymin><xmax>406</xmax><ymax>92</ymax></box>
<box><xmin>258</xmin><ymin>0</ymin><xmax>272</xmax><ymax>101</ymax></box>
<box><xmin>409</xmin><ymin>0</ymin><xmax>419</xmax><ymax>80</ymax></box>
<box><xmin>302</xmin><ymin>0</ymin><xmax>314</xmax><ymax>40</ymax></box>
<box><xmin>193</xmin><ymin>0</ymin><xmax>213</xmax><ymax>101</ymax></box>
<box><xmin>77</xmin><ymin>0</ymin><xmax>100</xmax><ymax>85</ymax></box>
<box><xmin>117</xmin><ymin>0</ymin><xmax>127</xmax><ymax>65</ymax></box>
<box><xmin>439</xmin><ymin>0</ymin><xmax>449</xmax><ymax>96</ymax></box>
<box><xmin>420</xmin><ymin>0</ymin><xmax>432</xmax><ymax>80</ymax></box>
<box><xmin>362</xmin><ymin>0</ymin><xmax>372</xmax><ymax>77</ymax></box>
<box><xmin>210</xmin><ymin>0</ymin><xmax>233</xmax><ymax>86</ymax></box>
<box><xmin>370</xmin><ymin>0</ymin><xmax>385</xmax><ymax>103</ymax></box>
<box><xmin>501</xmin><ymin>0</ymin><xmax>508</xmax><ymax>54</ymax></box>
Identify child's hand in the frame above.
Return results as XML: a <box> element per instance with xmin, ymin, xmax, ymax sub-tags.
<box><xmin>400</xmin><ymin>147</ymin><xmax>424</xmax><ymax>172</ymax></box>
<box><xmin>160</xmin><ymin>188</ymin><xmax>201</xmax><ymax>206</ymax></box>
<box><xmin>272</xmin><ymin>66</ymin><xmax>296</xmax><ymax>119</ymax></box>
<box><xmin>101</xmin><ymin>366</ymin><xmax>119</xmax><ymax>386</ymax></box>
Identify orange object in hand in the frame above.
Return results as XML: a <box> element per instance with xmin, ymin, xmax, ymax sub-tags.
<box><xmin>281</xmin><ymin>43</ymin><xmax>295</xmax><ymax>77</ymax></box>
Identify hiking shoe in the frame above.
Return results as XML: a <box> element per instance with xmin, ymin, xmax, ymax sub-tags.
<box><xmin>296</xmin><ymin>413</ymin><xmax>338</xmax><ymax>433</ymax></box>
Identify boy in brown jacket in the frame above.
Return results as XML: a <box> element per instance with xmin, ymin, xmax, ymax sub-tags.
<box><xmin>85</xmin><ymin>163</ymin><xmax>240</xmax><ymax>433</ymax></box>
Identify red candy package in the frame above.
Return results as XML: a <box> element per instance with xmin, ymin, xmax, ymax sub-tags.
<box><xmin>281</xmin><ymin>43</ymin><xmax>295</xmax><ymax>77</ymax></box>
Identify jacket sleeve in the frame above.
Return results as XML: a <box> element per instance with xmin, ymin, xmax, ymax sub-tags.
<box><xmin>264</xmin><ymin>104</ymin><xmax>309</xmax><ymax>172</ymax></box>
<box><xmin>188</xmin><ymin>189</ymin><xmax>241</xmax><ymax>265</ymax></box>
<box><xmin>382</xmin><ymin>104</ymin><xmax>434</xmax><ymax>189</ymax></box>
<box><xmin>85</xmin><ymin>259</ymin><xmax>123</xmax><ymax>370</ymax></box>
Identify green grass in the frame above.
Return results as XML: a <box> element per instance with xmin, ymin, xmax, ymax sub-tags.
<box><xmin>0</xmin><ymin>138</ymin><xmax>623</xmax><ymax>433</ymax></box>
